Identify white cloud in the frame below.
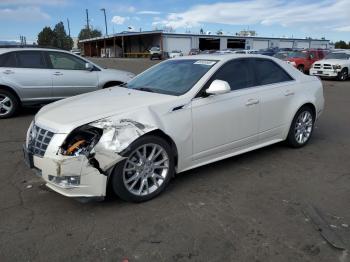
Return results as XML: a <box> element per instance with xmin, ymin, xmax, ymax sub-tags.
<box><xmin>110</xmin><ymin>5</ymin><xmax>136</xmax><ymax>13</ymax></box>
<box><xmin>137</xmin><ymin>10</ymin><xmax>161</xmax><ymax>15</ymax></box>
<box><xmin>335</xmin><ymin>26</ymin><xmax>350</xmax><ymax>32</ymax></box>
<box><xmin>111</xmin><ymin>16</ymin><xmax>128</xmax><ymax>25</ymax></box>
<box><xmin>0</xmin><ymin>6</ymin><xmax>50</xmax><ymax>21</ymax></box>
<box><xmin>0</xmin><ymin>0</ymin><xmax>67</xmax><ymax>5</ymax></box>
<box><xmin>153</xmin><ymin>0</ymin><xmax>350</xmax><ymax>32</ymax></box>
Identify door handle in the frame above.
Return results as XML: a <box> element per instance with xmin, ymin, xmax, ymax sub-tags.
<box><xmin>246</xmin><ymin>98</ymin><xmax>259</xmax><ymax>106</ymax></box>
<box><xmin>3</xmin><ymin>70</ymin><xmax>14</xmax><ymax>74</ymax></box>
<box><xmin>53</xmin><ymin>72</ymin><xmax>63</xmax><ymax>76</ymax></box>
<box><xmin>284</xmin><ymin>90</ymin><xmax>295</xmax><ymax>96</ymax></box>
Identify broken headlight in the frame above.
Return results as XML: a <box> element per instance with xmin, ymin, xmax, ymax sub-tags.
<box><xmin>60</xmin><ymin>125</ymin><xmax>103</xmax><ymax>156</ymax></box>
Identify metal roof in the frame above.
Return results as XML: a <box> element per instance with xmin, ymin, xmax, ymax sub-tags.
<box><xmin>79</xmin><ymin>30</ymin><xmax>329</xmax><ymax>43</ymax></box>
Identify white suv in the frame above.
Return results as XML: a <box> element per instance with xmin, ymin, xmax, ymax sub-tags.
<box><xmin>0</xmin><ymin>48</ymin><xmax>135</xmax><ymax>118</ymax></box>
<box><xmin>310</xmin><ymin>50</ymin><xmax>350</xmax><ymax>81</ymax></box>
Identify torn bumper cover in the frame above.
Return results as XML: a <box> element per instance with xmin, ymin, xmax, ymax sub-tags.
<box><xmin>27</xmin><ymin>119</ymin><xmax>156</xmax><ymax>198</ymax></box>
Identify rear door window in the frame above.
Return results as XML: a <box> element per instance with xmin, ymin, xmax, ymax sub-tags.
<box><xmin>16</xmin><ymin>51</ymin><xmax>46</xmax><ymax>69</ymax></box>
<box><xmin>253</xmin><ymin>59</ymin><xmax>293</xmax><ymax>86</ymax></box>
<box><xmin>0</xmin><ymin>52</ymin><xmax>17</xmax><ymax>67</ymax></box>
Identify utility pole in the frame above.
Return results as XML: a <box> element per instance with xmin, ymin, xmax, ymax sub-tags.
<box><xmin>100</xmin><ymin>8</ymin><xmax>108</xmax><ymax>36</ymax></box>
<box><xmin>86</xmin><ymin>9</ymin><xmax>90</xmax><ymax>30</ymax></box>
<box><xmin>67</xmin><ymin>18</ymin><xmax>71</xmax><ymax>37</ymax></box>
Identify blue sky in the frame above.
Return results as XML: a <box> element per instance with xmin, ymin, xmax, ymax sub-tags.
<box><xmin>0</xmin><ymin>0</ymin><xmax>349</xmax><ymax>43</ymax></box>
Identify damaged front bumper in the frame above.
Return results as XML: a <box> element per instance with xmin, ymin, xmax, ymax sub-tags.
<box><xmin>24</xmin><ymin>118</ymin><xmax>156</xmax><ymax>198</ymax></box>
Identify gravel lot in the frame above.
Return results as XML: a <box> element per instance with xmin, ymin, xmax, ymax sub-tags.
<box><xmin>0</xmin><ymin>58</ymin><xmax>349</xmax><ymax>262</ymax></box>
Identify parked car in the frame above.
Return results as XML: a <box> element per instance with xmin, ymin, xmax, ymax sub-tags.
<box><xmin>310</xmin><ymin>50</ymin><xmax>350</xmax><ymax>81</ymax></box>
<box><xmin>70</xmin><ymin>48</ymin><xmax>81</xmax><ymax>56</ymax></box>
<box><xmin>258</xmin><ymin>48</ymin><xmax>280</xmax><ymax>56</ymax></box>
<box><xmin>149</xmin><ymin>46</ymin><xmax>163</xmax><ymax>60</ymax></box>
<box><xmin>200</xmin><ymin>50</ymin><xmax>217</xmax><ymax>54</ymax></box>
<box><xmin>0</xmin><ymin>48</ymin><xmax>135</xmax><ymax>118</ymax></box>
<box><xmin>233</xmin><ymin>49</ymin><xmax>259</xmax><ymax>54</ymax></box>
<box><xmin>188</xmin><ymin>48</ymin><xmax>200</xmax><ymax>55</ymax></box>
<box><xmin>23</xmin><ymin>54</ymin><xmax>324</xmax><ymax>202</ymax></box>
<box><xmin>215</xmin><ymin>49</ymin><xmax>236</xmax><ymax>54</ymax></box>
<box><xmin>168</xmin><ymin>50</ymin><xmax>183</xmax><ymax>58</ymax></box>
<box><xmin>274</xmin><ymin>49</ymin><xmax>327</xmax><ymax>73</ymax></box>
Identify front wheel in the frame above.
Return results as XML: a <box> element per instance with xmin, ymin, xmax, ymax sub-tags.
<box><xmin>337</xmin><ymin>68</ymin><xmax>348</xmax><ymax>81</ymax></box>
<box><xmin>286</xmin><ymin>106</ymin><xmax>315</xmax><ymax>148</ymax></box>
<box><xmin>111</xmin><ymin>135</ymin><xmax>174</xmax><ymax>202</ymax></box>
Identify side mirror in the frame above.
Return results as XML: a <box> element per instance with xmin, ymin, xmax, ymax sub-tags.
<box><xmin>206</xmin><ymin>80</ymin><xmax>231</xmax><ymax>95</ymax></box>
<box><xmin>85</xmin><ymin>63</ymin><xmax>93</xmax><ymax>71</ymax></box>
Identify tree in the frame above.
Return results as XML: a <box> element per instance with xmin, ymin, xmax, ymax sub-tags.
<box><xmin>52</xmin><ymin>22</ymin><xmax>73</xmax><ymax>50</ymax></box>
<box><xmin>37</xmin><ymin>22</ymin><xmax>73</xmax><ymax>50</ymax></box>
<box><xmin>335</xmin><ymin>40</ymin><xmax>349</xmax><ymax>49</ymax></box>
<box><xmin>37</xmin><ymin>26</ymin><xmax>55</xmax><ymax>47</ymax></box>
<box><xmin>78</xmin><ymin>27</ymin><xmax>102</xmax><ymax>41</ymax></box>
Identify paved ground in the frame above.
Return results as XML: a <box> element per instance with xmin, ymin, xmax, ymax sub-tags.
<box><xmin>0</xmin><ymin>58</ymin><xmax>349</xmax><ymax>262</ymax></box>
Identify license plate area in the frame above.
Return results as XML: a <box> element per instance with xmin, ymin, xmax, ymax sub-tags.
<box><xmin>317</xmin><ymin>71</ymin><xmax>323</xmax><ymax>74</ymax></box>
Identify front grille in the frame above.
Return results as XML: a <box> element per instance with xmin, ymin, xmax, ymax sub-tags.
<box><xmin>313</xmin><ymin>64</ymin><xmax>321</xmax><ymax>69</ymax></box>
<box><xmin>28</xmin><ymin>125</ymin><xmax>54</xmax><ymax>157</ymax></box>
<box><xmin>323</xmin><ymin>64</ymin><xmax>332</xmax><ymax>69</ymax></box>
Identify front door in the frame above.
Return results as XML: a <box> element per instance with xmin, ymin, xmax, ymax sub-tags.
<box><xmin>191</xmin><ymin>58</ymin><xmax>260</xmax><ymax>161</ymax></box>
<box><xmin>47</xmin><ymin>51</ymin><xmax>99</xmax><ymax>98</ymax></box>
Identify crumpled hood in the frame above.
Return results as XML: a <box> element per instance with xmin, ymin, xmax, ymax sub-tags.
<box><xmin>316</xmin><ymin>59</ymin><xmax>349</xmax><ymax>65</ymax></box>
<box><xmin>35</xmin><ymin>87</ymin><xmax>176</xmax><ymax>133</ymax></box>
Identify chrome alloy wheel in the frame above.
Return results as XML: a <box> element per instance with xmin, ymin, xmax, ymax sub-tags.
<box><xmin>122</xmin><ymin>143</ymin><xmax>169</xmax><ymax>196</ymax></box>
<box><xmin>294</xmin><ymin>111</ymin><xmax>313</xmax><ymax>144</ymax></box>
<box><xmin>0</xmin><ymin>95</ymin><xmax>13</xmax><ymax>116</ymax></box>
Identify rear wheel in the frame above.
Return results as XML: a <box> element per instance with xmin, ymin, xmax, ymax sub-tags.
<box><xmin>337</xmin><ymin>68</ymin><xmax>348</xmax><ymax>81</ymax></box>
<box><xmin>0</xmin><ymin>89</ymin><xmax>19</xmax><ymax>119</ymax></box>
<box><xmin>297</xmin><ymin>65</ymin><xmax>305</xmax><ymax>73</ymax></box>
<box><xmin>111</xmin><ymin>135</ymin><xmax>174</xmax><ymax>202</ymax></box>
<box><xmin>286</xmin><ymin>106</ymin><xmax>314</xmax><ymax>148</ymax></box>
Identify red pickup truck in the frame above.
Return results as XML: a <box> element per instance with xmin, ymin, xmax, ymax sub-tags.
<box><xmin>275</xmin><ymin>49</ymin><xmax>328</xmax><ymax>73</ymax></box>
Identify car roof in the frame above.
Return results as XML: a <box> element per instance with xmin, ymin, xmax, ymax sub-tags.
<box><xmin>0</xmin><ymin>47</ymin><xmax>71</xmax><ymax>55</ymax></box>
<box><xmin>173</xmin><ymin>53</ymin><xmax>274</xmax><ymax>62</ymax></box>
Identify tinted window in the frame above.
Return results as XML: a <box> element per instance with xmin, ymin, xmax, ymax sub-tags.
<box><xmin>16</xmin><ymin>51</ymin><xmax>46</xmax><ymax>68</ymax></box>
<box><xmin>211</xmin><ymin>59</ymin><xmax>255</xmax><ymax>91</ymax></box>
<box><xmin>48</xmin><ymin>52</ymin><xmax>86</xmax><ymax>70</ymax></box>
<box><xmin>0</xmin><ymin>52</ymin><xmax>17</xmax><ymax>67</ymax></box>
<box><xmin>254</xmin><ymin>59</ymin><xmax>293</xmax><ymax>85</ymax></box>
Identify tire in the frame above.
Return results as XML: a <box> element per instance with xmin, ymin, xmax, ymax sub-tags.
<box><xmin>111</xmin><ymin>135</ymin><xmax>174</xmax><ymax>202</ymax></box>
<box><xmin>286</xmin><ymin>106</ymin><xmax>315</xmax><ymax>148</ymax></box>
<box><xmin>337</xmin><ymin>68</ymin><xmax>348</xmax><ymax>81</ymax></box>
<box><xmin>0</xmin><ymin>89</ymin><xmax>19</xmax><ymax>119</ymax></box>
<box><xmin>297</xmin><ymin>65</ymin><xmax>305</xmax><ymax>73</ymax></box>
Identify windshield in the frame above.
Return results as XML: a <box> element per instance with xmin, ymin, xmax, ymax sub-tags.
<box><xmin>126</xmin><ymin>59</ymin><xmax>217</xmax><ymax>96</ymax></box>
<box><xmin>325</xmin><ymin>52</ymin><xmax>350</xmax><ymax>60</ymax></box>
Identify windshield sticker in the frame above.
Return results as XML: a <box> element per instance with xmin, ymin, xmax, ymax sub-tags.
<box><xmin>194</xmin><ymin>60</ymin><xmax>217</xmax><ymax>66</ymax></box>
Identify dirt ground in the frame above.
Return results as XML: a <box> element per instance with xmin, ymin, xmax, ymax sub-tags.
<box><xmin>0</xmin><ymin>58</ymin><xmax>349</xmax><ymax>262</ymax></box>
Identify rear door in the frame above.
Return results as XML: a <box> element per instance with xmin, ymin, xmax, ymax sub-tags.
<box><xmin>252</xmin><ymin>58</ymin><xmax>296</xmax><ymax>142</ymax></box>
<box><xmin>0</xmin><ymin>51</ymin><xmax>53</xmax><ymax>102</ymax></box>
<box><xmin>46</xmin><ymin>51</ymin><xmax>99</xmax><ymax>98</ymax></box>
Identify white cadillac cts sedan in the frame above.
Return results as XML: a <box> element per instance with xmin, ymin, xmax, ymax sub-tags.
<box><xmin>24</xmin><ymin>54</ymin><xmax>324</xmax><ymax>202</ymax></box>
